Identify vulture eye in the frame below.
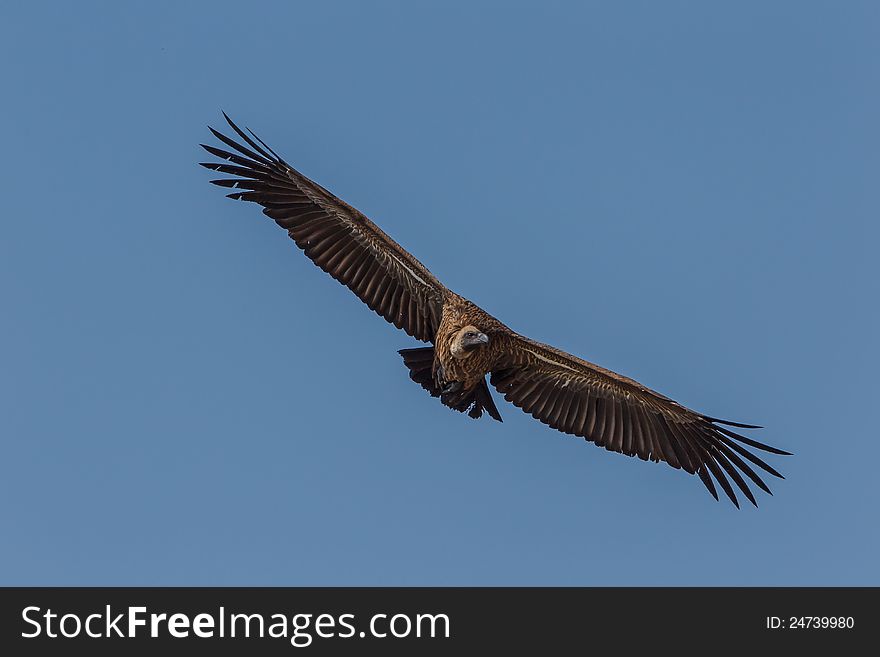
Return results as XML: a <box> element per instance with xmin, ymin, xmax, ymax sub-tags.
<box><xmin>465</xmin><ymin>331</ymin><xmax>476</xmax><ymax>338</ymax></box>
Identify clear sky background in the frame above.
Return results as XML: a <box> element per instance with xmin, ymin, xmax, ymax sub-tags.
<box><xmin>2</xmin><ymin>1</ymin><xmax>877</xmax><ymax>585</ymax></box>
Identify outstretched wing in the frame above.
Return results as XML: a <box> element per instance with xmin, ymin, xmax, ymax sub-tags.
<box><xmin>200</xmin><ymin>113</ymin><xmax>446</xmax><ymax>342</ymax></box>
<box><xmin>490</xmin><ymin>335</ymin><xmax>790</xmax><ymax>507</ymax></box>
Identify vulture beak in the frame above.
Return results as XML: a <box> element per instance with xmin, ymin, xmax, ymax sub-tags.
<box><xmin>464</xmin><ymin>332</ymin><xmax>490</xmax><ymax>349</ymax></box>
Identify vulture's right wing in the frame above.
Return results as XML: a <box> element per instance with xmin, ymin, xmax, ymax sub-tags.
<box><xmin>491</xmin><ymin>334</ymin><xmax>791</xmax><ymax>507</ymax></box>
<box><xmin>200</xmin><ymin>113</ymin><xmax>446</xmax><ymax>343</ymax></box>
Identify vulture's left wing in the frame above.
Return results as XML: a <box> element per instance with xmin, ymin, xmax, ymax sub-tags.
<box><xmin>200</xmin><ymin>114</ymin><xmax>446</xmax><ymax>343</ymax></box>
<box><xmin>491</xmin><ymin>334</ymin><xmax>790</xmax><ymax>507</ymax></box>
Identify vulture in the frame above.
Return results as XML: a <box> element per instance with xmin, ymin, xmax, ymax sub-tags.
<box><xmin>200</xmin><ymin>113</ymin><xmax>790</xmax><ymax>508</ymax></box>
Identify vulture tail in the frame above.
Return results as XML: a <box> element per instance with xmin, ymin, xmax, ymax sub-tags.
<box><xmin>397</xmin><ymin>347</ymin><xmax>502</xmax><ymax>423</ymax></box>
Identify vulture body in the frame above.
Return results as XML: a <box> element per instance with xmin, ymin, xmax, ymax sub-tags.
<box><xmin>200</xmin><ymin>113</ymin><xmax>790</xmax><ymax>508</ymax></box>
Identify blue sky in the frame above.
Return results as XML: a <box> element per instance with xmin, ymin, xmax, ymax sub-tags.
<box><xmin>2</xmin><ymin>1</ymin><xmax>877</xmax><ymax>585</ymax></box>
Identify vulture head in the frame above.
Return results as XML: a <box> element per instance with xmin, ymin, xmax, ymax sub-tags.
<box><xmin>451</xmin><ymin>325</ymin><xmax>489</xmax><ymax>359</ymax></box>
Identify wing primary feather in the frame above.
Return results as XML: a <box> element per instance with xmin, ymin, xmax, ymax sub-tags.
<box><xmin>678</xmin><ymin>426</ymin><xmax>710</xmax><ymax>478</ymax></box>
<box><xmin>697</xmin><ymin>465</ymin><xmax>719</xmax><ymax>501</ymax></box>
<box><xmin>208</xmin><ymin>127</ymin><xmax>274</xmax><ymax>166</ymax></box>
<box><xmin>200</xmin><ymin>143</ymin><xmax>266</xmax><ymax>169</ymax></box>
<box><xmin>714</xmin><ymin>440</ymin><xmax>772</xmax><ymax>495</ymax></box>
<box><xmin>246</xmin><ymin>126</ymin><xmax>284</xmax><ymax>162</ymax></box>
<box><xmin>702</xmin><ymin>452</ymin><xmax>740</xmax><ymax>508</ymax></box>
<box><xmin>678</xmin><ymin>422</ymin><xmax>736</xmax><ymax>505</ymax></box>
<box><xmin>714</xmin><ymin>425</ymin><xmax>793</xmax><ymax>455</ymax></box>
<box><xmin>199</xmin><ymin>162</ymin><xmax>270</xmax><ymax>182</ymax></box>
<box><xmin>660</xmin><ymin>418</ymin><xmax>695</xmax><ymax>473</ymax></box>
<box><xmin>715</xmin><ymin>434</ymin><xmax>786</xmax><ymax>479</ymax></box>
<box><xmin>702</xmin><ymin>415</ymin><xmax>763</xmax><ymax>429</ymax></box>
<box><xmin>652</xmin><ymin>415</ymin><xmax>682</xmax><ymax>469</ymax></box>
<box><xmin>708</xmin><ymin>444</ymin><xmax>757</xmax><ymax>507</ymax></box>
<box><xmin>222</xmin><ymin>112</ymin><xmax>279</xmax><ymax>164</ymax></box>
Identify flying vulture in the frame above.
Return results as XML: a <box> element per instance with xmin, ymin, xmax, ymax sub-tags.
<box><xmin>200</xmin><ymin>113</ymin><xmax>790</xmax><ymax>508</ymax></box>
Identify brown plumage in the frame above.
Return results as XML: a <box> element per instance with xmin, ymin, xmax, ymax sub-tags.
<box><xmin>200</xmin><ymin>113</ymin><xmax>791</xmax><ymax>508</ymax></box>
